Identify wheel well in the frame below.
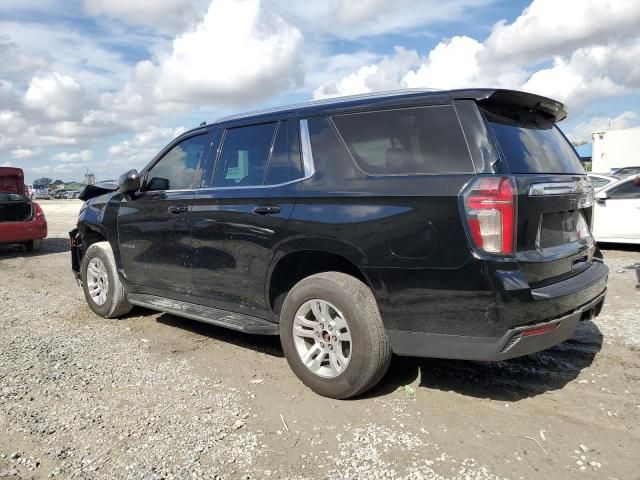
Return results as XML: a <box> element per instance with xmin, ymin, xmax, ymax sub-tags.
<box><xmin>268</xmin><ymin>251</ymin><xmax>368</xmax><ymax>314</ymax></box>
<box><xmin>80</xmin><ymin>228</ymin><xmax>107</xmax><ymax>254</ymax></box>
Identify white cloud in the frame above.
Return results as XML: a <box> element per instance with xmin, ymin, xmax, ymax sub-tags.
<box><xmin>53</xmin><ymin>150</ymin><xmax>93</xmax><ymax>163</ymax></box>
<box><xmin>150</xmin><ymin>0</ymin><xmax>304</xmax><ymax>106</ymax></box>
<box><xmin>107</xmin><ymin>126</ymin><xmax>186</xmax><ymax>170</ymax></box>
<box><xmin>23</xmin><ymin>72</ymin><xmax>85</xmax><ymax>120</ymax></box>
<box><xmin>84</xmin><ymin>0</ymin><xmax>210</xmax><ymax>32</ymax></box>
<box><xmin>269</xmin><ymin>0</ymin><xmax>492</xmax><ymax>39</ymax></box>
<box><xmin>11</xmin><ymin>147</ymin><xmax>42</xmax><ymax>159</ymax></box>
<box><xmin>569</xmin><ymin>111</ymin><xmax>639</xmax><ymax>144</ymax></box>
<box><xmin>403</xmin><ymin>36</ymin><xmax>484</xmax><ymax>89</ymax></box>
<box><xmin>314</xmin><ymin>47</ymin><xmax>419</xmax><ymax>99</ymax></box>
<box><xmin>315</xmin><ymin>0</ymin><xmax>640</xmax><ymax>112</ymax></box>
<box><xmin>483</xmin><ymin>0</ymin><xmax>640</xmax><ymax>65</ymax></box>
<box><xmin>0</xmin><ymin>35</ymin><xmax>50</xmax><ymax>82</ymax></box>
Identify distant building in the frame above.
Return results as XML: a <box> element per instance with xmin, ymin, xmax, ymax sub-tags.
<box><xmin>574</xmin><ymin>143</ymin><xmax>592</xmax><ymax>162</ymax></box>
<box><xmin>592</xmin><ymin>126</ymin><xmax>640</xmax><ymax>173</ymax></box>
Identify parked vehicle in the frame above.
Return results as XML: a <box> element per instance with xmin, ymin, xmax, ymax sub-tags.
<box><xmin>592</xmin><ymin>175</ymin><xmax>640</xmax><ymax>244</ymax></box>
<box><xmin>63</xmin><ymin>190</ymin><xmax>80</xmax><ymax>199</ymax></box>
<box><xmin>588</xmin><ymin>173</ymin><xmax>620</xmax><ymax>191</ymax></box>
<box><xmin>610</xmin><ymin>166</ymin><xmax>640</xmax><ymax>178</ymax></box>
<box><xmin>70</xmin><ymin>89</ymin><xmax>608</xmax><ymax>398</ymax></box>
<box><xmin>51</xmin><ymin>189</ymin><xmax>68</xmax><ymax>199</ymax></box>
<box><xmin>34</xmin><ymin>188</ymin><xmax>51</xmax><ymax>200</ymax></box>
<box><xmin>0</xmin><ymin>167</ymin><xmax>47</xmax><ymax>251</ymax></box>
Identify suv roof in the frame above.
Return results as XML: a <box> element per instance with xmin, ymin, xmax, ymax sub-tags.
<box><xmin>212</xmin><ymin>88</ymin><xmax>567</xmax><ymax>127</ymax></box>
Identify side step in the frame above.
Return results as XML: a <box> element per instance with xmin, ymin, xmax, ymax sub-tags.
<box><xmin>128</xmin><ymin>293</ymin><xmax>279</xmax><ymax>335</ymax></box>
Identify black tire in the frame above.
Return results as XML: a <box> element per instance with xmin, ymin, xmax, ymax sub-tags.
<box><xmin>81</xmin><ymin>241</ymin><xmax>132</xmax><ymax>318</ymax></box>
<box><xmin>280</xmin><ymin>272</ymin><xmax>391</xmax><ymax>399</ymax></box>
<box><xmin>24</xmin><ymin>239</ymin><xmax>43</xmax><ymax>252</ymax></box>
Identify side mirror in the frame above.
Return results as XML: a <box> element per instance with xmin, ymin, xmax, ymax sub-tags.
<box><xmin>118</xmin><ymin>169</ymin><xmax>140</xmax><ymax>194</ymax></box>
<box><xmin>595</xmin><ymin>191</ymin><xmax>607</xmax><ymax>202</ymax></box>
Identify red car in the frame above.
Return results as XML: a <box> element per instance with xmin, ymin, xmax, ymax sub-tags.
<box><xmin>0</xmin><ymin>167</ymin><xmax>47</xmax><ymax>251</ymax></box>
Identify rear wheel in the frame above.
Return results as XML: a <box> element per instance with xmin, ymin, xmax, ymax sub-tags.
<box><xmin>23</xmin><ymin>239</ymin><xmax>43</xmax><ymax>252</ymax></box>
<box><xmin>280</xmin><ymin>272</ymin><xmax>391</xmax><ymax>399</ymax></box>
<box><xmin>81</xmin><ymin>241</ymin><xmax>132</xmax><ymax>318</ymax></box>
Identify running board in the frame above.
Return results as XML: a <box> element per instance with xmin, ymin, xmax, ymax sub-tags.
<box><xmin>127</xmin><ymin>293</ymin><xmax>279</xmax><ymax>335</ymax></box>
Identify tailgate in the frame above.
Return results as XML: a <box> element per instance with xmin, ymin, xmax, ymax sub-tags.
<box><xmin>514</xmin><ymin>175</ymin><xmax>595</xmax><ymax>286</ymax></box>
<box><xmin>477</xmin><ymin>98</ymin><xmax>596</xmax><ymax>287</ymax></box>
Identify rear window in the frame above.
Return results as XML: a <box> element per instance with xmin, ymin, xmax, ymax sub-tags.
<box><xmin>482</xmin><ymin>105</ymin><xmax>584</xmax><ymax>174</ymax></box>
<box><xmin>0</xmin><ymin>193</ymin><xmax>27</xmax><ymax>202</ymax></box>
<box><xmin>332</xmin><ymin>106</ymin><xmax>474</xmax><ymax>175</ymax></box>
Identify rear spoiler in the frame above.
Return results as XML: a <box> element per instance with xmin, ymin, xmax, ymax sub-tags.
<box><xmin>451</xmin><ymin>89</ymin><xmax>567</xmax><ymax>123</ymax></box>
<box><xmin>78</xmin><ymin>181</ymin><xmax>117</xmax><ymax>201</ymax></box>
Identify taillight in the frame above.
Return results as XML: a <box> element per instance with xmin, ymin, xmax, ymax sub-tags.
<box><xmin>34</xmin><ymin>203</ymin><xmax>45</xmax><ymax>219</ymax></box>
<box><xmin>463</xmin><ymin>176</ymin><xmax>516</xmax><ymax>255</ymax></box>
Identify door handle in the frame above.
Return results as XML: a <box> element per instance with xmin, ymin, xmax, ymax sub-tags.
<box><xmin>168</xmin><ymin>205</ymin><xmax>189</xmax><ymax>214</ymax></box>
<box><xmin>252</xmin><ymin>205</ymin><xmax>281</xmax><ymax>215</ymax></box>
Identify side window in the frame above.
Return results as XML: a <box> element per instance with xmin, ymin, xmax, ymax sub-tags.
<box><xmin>265</xmin><ymin>120</ymin><xmax>303</xmax><ymax>185</ymax></box>
<box><xmin>608</xmin><ymin>179</ymin><xmax>640</xmax><ymax>199</ymax></box>
<box><xmin>213</xmin><ymin>123</ymin><xmax>277</xmax><ymax>187</ymax></box>
<box><xmin>332</xmin><ymin>106</ymin><xmax>473</xmax><ymax>175</ymax></box>
<box><xmin>146</xmin><ymin>134</ymin><xmax>209</xmax><ymax>191</ymax></box>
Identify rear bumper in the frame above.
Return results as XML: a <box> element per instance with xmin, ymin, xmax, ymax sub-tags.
<box><xmin>385</xmin><ymin>260</ymin><xmax>608</xmax><ymax>360</ymax></box>
<box><xmin>0</xmin><ymin>219</ymin><xmax>47</xmax><ymax>244</ymax></box>
<box><xmin>388</xmin><ymin>290</ymin><xmax>605</xmax><ymax>360</ymax></box>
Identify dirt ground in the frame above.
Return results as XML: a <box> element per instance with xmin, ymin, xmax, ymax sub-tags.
<box><xmin>1</xmin><ymin>200</ymin><xmax>639</xmax><ymax>480</ymax></box>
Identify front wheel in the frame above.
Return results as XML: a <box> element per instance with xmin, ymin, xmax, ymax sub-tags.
<box><xmin>81</xmin><ymin>241</ymin><xmax>132</xmax><ymax>318</ymax></box>
<box><xmin>280</xmin><ymin>272</ymin><xmax>391</xmax><ymax>399</ymax></box>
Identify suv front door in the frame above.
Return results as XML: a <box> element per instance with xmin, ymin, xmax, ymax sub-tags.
<box><xmin>118</xmin><ymin>131</ymin><xmax>214</xmax><ymax>295</ymax></box>
<box><xmin>191</xmin><ymin>119</ymin><xmax>304</xmax><ymax>318</ymax></box>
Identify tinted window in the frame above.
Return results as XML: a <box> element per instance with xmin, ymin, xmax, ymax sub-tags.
<box><xmin>332</xmin><ymin>106</ymin><xmax>473</xmax><ymax>175</ymax></box>
<box><xmin>608</xmin><ymin>179</ymin><xmax>640</xmax><ymax>199</ymax></box>
<box><xmin>146</xmin><ymin>134</ymin><xmax>209</xmax><ymax>191</ymax></box>
<box><xmin>214</xmin><ymin>123</ymin><xmax>277</xmax><ymax>187</ymax></box>
<box><xmin>307</xmin><ymin>117</ymin><xmax>359</xmax><ymax>184</ymax></box>
<box><xmin>482</xmin><ymin>106</ymin><xmax>584</xmax><ymax>174</ymax></box>
<box><xmin>265</xmin><ymin>121</ymin><xmax>303</xmax><ymax>185</ymax></box>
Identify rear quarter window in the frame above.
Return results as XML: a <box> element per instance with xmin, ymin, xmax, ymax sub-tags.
<box><xmin>332</xmin><ymin>105</ymin><xmax>474</xmax><ymax>175</ymax></box>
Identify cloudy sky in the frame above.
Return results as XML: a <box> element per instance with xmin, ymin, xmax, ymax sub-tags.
<box><xmin>1</xmin><ymin>0</ymin><xmax>640</xmax><ymax>183</ymax></box>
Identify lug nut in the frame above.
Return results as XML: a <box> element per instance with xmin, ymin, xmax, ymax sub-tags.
<box><xmin>328</xmin><ymin>344</ymin><xmax>333</xmax><ymax>350</ymax></box>
<box><xmin>328</xmin><ymin>325</ymin><xmax>333</xmax><ymax>331</ymax></box>
<box><xmin>319</xmin><ymin>323</ymin><xmax>324</xmax><ymax>329</ymax></box>
<box><xmin>332</xmin><ymin>335</ymin><xmax>337</xmax><ymax>341</ymax></box>
<box><xmin>320</xmin><ymin>342</ymin><xmax>325</xmax><ymax>348</ymax></box>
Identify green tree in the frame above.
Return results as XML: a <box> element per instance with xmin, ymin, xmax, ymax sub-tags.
<box><xmin>33</xmin><ymin>177</ymin><xmax>53</xmax><ymax>188</ymax></box>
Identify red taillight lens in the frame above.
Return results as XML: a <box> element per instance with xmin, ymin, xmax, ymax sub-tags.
<box><xmin>34</xmin><ymin>203</ymin><xmax>45</xmax><ymax>219</ymax></box>
<box><xmin>463</xmin><ymin>177</ymin><xmax>515</xmax><ymax>255</ymax></box>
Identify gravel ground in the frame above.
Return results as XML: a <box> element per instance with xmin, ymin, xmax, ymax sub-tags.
<box><xmin>1</xmin><ymin>200</ymin><xmax>639</xmax><ymax>480</ymax></box>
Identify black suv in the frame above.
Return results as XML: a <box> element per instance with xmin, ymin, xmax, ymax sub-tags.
<box><xmin>71</xmin><ymin>89</ymin><xmax>608</xmax><ymax>398</ymax></box>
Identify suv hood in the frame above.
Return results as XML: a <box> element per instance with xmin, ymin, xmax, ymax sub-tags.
<box><xmin>0</xmin><ymin>167</ymin><xmax>25</xmax><ymax>194</ymax></box>
<box><xmin>78</xmin><ymin>180</ymin><xmax>118</xmax><ymax>201</ymax></box>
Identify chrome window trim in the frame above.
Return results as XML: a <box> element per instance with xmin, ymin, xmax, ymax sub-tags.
<box><xmin>299</xmin><ymin>119</ymin><xmax>315</xmax><ymax>178</ymax></box>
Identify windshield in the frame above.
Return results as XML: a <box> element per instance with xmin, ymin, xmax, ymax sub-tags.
<box><xmin>482</xmin><ymin>105</ymin><xmax>584</xmax><ymax>174</ymax></box>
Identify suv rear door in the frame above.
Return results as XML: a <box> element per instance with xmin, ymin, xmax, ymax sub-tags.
<box><xmin>191</xmin><ymin>119</ymin><xmax>303</xmax><ymax>317</ymax></box>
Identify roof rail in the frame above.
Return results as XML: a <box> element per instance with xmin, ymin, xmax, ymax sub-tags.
<box><xmin>214</xmin><ymin>88</ymin><xmax>442</xmax><ymax>124</ymax></box>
